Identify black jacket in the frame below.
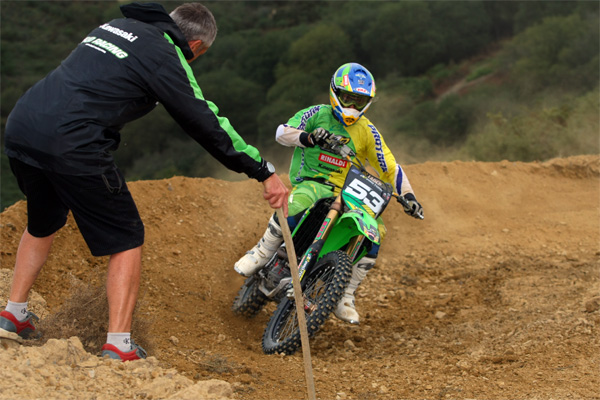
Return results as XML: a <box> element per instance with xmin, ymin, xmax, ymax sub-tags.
<box><xmin>4</xmin><ymin>2</ymin><xmax>272</xmax><ymax>181</ymax></box>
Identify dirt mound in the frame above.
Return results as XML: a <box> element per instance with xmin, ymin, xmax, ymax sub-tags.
<box><xmin>1</xmin><ymin>155</ymin><xmax>598</xmax><ymax>399</ymax></box>
<box><xmin>0</xmin><ymin>335</ymin><xmax>232</xmax><ymax>400</ymax></box>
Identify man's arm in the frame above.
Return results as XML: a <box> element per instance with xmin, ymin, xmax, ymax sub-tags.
<box><xmin>147</xmin><ymin>37</ymin><xmax>271</xmax><ymax>182</ymax></box>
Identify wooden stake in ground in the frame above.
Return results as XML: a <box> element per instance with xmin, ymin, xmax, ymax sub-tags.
<box><xmin>276</xmin><ymin>208</ymin><xmax>317</xmax><ymax>400</ymax></box>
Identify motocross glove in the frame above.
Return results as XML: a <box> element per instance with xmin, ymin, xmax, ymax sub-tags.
<box><xmin>309</xmin><ymin>128</ymin><xmax>332</xmax><ymax>147</ymax></box>
<box><xmin>402</xmin><ymin>193</ymin><xmax>423</xmax><ymax>219</ymax></box>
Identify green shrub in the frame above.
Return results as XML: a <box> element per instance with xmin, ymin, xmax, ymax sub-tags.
<box><xmin>464</xmin><ymin>89</ymin><xmax>599</xmax><ymax>161</ymax></box>
<box><xmin>197</xmin><ymin>68</ymin><xmax>266</xmax><ymax>142</ymax></box>
<box><xmin>503</xmin><ymin>13</ymin><xmax>599</xmax><ymax>93</ymax></box>
<box><xmin>396</xmin><ymin>94</ymin><xmax>472</xmax><ymax>145</ymax></box>
<box><xmin>256</xmin><ymin>98</ymin><xmax>303</xmax><ymax>143</ymax></box>
<box><xmin>466</xmin><ymin>65</ymin><xmax>494</xmax><ymax>82</ymax></box>
<box><xmin>285</xmin><ymin>23</ymin><xmax>354</xmax><ymax>81</ymax></box>
<box><xmin>433</xmin><ymin>95</ymin><xmax>471</xmax><ymax>143</ymax></box>
<box><xmin>397</xmin><ymin>77</ymin><xmax>434</xmax><ymax>101</ymax></box>
<box><xmin>426</xmin><ymin>63</ymin><xmax>460</xmax><ymax>85</ymax></box>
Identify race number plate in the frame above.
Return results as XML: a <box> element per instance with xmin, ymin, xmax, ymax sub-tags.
<box><xmin>341</xmin><ymin>166</ymin><xmax>390</xmax><ymax>214</ymax></box>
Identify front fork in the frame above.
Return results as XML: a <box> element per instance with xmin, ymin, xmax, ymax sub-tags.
<box><xmin>290</xmin><ymin>196</ymin><xmax>366</xmax><ymax>311</ymax></box>
<box><xmin>345</xmin><ymin>235</ymin><xmax>365</xmax><ymax>263</ymax></box>
<box><xmin>296</xmin><ymin>195</ymin><xmax>365</xmax><ymax>280</ymax></box>
<box><xmin>295</xmin><ymin>195</ymin><xmax>342</xmax><ymax>282</ymax></box>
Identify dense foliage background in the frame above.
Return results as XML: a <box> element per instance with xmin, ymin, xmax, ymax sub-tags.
<box><xmin>1</xmin><ymin>1</ymin><xmax>598</xmax><ymax>210</ymax></box>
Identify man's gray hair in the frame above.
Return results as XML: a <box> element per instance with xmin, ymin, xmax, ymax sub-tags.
<box><xmin>170</xmin><ymin>3</ymin><xmax>217</xmax><ymax>46</ymax></box>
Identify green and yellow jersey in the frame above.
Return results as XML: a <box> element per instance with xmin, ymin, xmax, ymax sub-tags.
<box><xmin>276</xmin><ymin>104</ymin><xmax>414</xmax><ymax>197</ymax></box>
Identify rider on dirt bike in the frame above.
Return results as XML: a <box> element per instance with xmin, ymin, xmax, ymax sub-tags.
<box><xmin>234</xmin><ymin>62</ymin><xmax>423</xmax><ymax>324</ymax></box>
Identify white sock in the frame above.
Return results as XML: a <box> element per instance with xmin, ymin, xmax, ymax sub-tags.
<box><xmin>106</xmin><ymin>332</ymin><xmax>132</xmax><ymax>352</ymax></box>
<box><xmin>5</xmin><ymin>301</ymin><xmax>28</xmax><ymax>322</ymax></box>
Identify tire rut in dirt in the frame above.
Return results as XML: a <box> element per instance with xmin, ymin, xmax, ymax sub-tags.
<box><xmin>262</xmin><ymin>250</ymin><xmax>352</xmax><ymax>355</ymax></box>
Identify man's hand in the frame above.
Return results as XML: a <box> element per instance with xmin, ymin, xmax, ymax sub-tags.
<box><xmin>262</xmin><ymin>174</ymin><xmax>290</xmax><ymax>217</ymax></box>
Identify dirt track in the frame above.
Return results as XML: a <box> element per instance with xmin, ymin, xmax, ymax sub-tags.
<box><xmin>1</xmin><ymin>155</ymin><xmax>599</xmax><ymax>399</ymax></box>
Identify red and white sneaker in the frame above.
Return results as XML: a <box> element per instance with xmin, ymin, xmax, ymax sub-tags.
<box><xmin>0</xmin><ymin>310</ymin><xmax>40</xmax><ymax>339</ymax></box>
<box><xmin>101</xmin><ymin>340</ymin><xmax>147</xmax><ymax>362</ymax></box>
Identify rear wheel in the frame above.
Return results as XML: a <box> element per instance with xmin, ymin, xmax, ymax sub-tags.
<box><xmin>232</xmin><ymin>275</ymin><xmax>268</xmax><ymax>318</ymax></box>
<box><xmin>262</xmin><ymin>250</ymin><xmax>352</xmax><ymax>355</ymax></box>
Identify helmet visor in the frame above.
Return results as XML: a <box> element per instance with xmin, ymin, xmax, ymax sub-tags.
<box><xmin>337</xmin><ymin>90</ymin><xmax>371</xmax><ymax>111</ymax></box>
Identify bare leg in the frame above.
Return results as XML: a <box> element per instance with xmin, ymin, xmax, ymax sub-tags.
<box><xmin>106</xmin><ymin>246</ymin><xmax>142</xmax><ymax>333</ymax></box>
<box><xmin>8</xmin><ymin>229</ymin><xmax>55</xmax><ymax>302</ymax></box>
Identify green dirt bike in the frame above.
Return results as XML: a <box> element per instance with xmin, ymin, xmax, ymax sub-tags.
<box><xmin>232</xmin><ymin>135</ymin><xmax>423</xmax><ymax>355</ymax></box>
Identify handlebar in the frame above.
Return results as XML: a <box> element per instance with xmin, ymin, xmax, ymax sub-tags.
<box><xmin>325</xmin><ymin>135</ymin><xmax>425</xmax><ymax>219</ymax></box>
<box><xmin>322</xmin><ymin>135</ymin><xmax>424</xmax><ymax>220</ymax></box>
<box><xmin>321</xmin><ymin>135</ymin><xmax>356</xmax><ymax>161</ymax></box>
<box><xmin>394</xmin><ymin>193</ymin><xmax>425</xmax><ymax>220</ymax></box>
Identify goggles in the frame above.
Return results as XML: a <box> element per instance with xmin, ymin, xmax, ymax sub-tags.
<box><xmin>337</xmin><ymin>90</ymin><xmax>371</xmax><ymax>110</ymax></box>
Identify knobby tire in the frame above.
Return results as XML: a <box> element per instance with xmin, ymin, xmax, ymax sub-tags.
<box><xmin>262</xmin><ymin>250</ymin><xmax>352</xmax><ymax>355</ymax></box>
<box><xmin>232</xmin><ymin>275</ymin><xmax>268</xmax><ymax>318</ymax></box>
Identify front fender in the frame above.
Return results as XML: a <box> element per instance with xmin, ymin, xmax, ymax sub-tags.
<box><xmin>319</xmin><ymin>209</ymin><xmax>380</xmax><ymax>257</ymax></box>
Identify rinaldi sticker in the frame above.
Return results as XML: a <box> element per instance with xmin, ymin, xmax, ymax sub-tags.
<box><xmin>319</xmin><ymin>153</ymin><xmax>347</xmax><ymax>168</ymax></box>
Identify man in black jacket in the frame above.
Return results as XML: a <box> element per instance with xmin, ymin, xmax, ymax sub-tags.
<box><xmin>0</xmin><ymin>2</ymin><xmax>288</xmax><ymax>361</ymax></box>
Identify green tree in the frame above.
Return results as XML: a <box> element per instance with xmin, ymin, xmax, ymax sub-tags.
<box><xmin>481</xmin><ymin>1</ymin><xmax>520</xmax><ymax>40</ymax></box>
<box><xmin>198</xmin><ymin>68</ymin><xmax>266</xmax><ymax>142</ymax></box>
<box><xmin>283</xmin><ymin>23</ymin><xmax>354</xmax><ymax>81</ymax></box>
<box><xmin>505</xmin><ymin>13</ymin><xmax>599</xmax><ymax>93</ymax></box>
<box><xmin>464</xmin><ymin>90</ymin><xmax>600</xmax><ymax>163</ymax></box>
<box><xmin>361</xmin><ymin>2</ymin><xmax>442</xmax><ymax>78</ymax></box>
<box><xmin>237</xmin><ymin>30</ymin><xmax>295</xmax><ymax>88</ymax></box>
<box><xmin>326</xmin><ymin>1</ymin><xmax>383</xmax><ymax>66</ymax></box>
<box><xmin>428</xmin><ymin>1</ymin><xmax>492</xmax><ymax>63</ymax></box>
<box><xmin>513</xmin><ymin>1</ymin><xmax>587</xmax><ymax>33</ymax></box>
<box><xmin>256</xmin><ymin>99</ymin><xmax>299</xmax><ymax>145</ymax></box>
<box><xmin>258</xmin><ymin>71</ymin><xmax>320</xmax><ymax>141</ymax></box>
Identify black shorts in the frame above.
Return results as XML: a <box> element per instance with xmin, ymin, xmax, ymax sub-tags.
<box><xmin>9</xmin><ymin>158</ymin><xmax>144</xmax><ymax>257</ymax></box>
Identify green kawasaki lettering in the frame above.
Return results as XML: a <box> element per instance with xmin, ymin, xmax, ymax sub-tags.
<box><xmin>164</xmin><ymin>33</ymin><xmax>261</xmax><ymax>162</ymax></box>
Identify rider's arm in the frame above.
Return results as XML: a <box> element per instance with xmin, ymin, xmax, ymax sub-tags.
<box><xmin>391</xmin><ymin>164</ymin><xmax>415</xmax><ymax>197</ymax></box>
<box><xmin>275</xmin><ymin>124</ymin><xmax>314</xmax><ymax>148</ymax></box>
<box><xmin>275</xmin><ymin>105</ymin><xmax>327</xmax><ymax>148</ymax></box>
<box><xmin>363</xmin><ymin>124</ymin><xmax>415</xmax><ymax>196</ymax></box>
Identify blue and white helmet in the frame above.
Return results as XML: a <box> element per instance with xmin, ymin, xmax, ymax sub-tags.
<box><xmin>329</xmin><ymin>63</ymin><xmax>376</xmax><ymax>126</ymax></box>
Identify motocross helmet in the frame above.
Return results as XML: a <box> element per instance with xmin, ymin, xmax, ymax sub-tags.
<box><xmin>329</xmin><ymin>63</ymin><xmax>376</xmax><ymax>126</ymax></box>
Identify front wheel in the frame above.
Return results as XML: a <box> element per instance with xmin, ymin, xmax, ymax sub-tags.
<box><xmin>262</xmin><ymin>250</ymin><xmax>352</xmax><ymax>355</ymax></box>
